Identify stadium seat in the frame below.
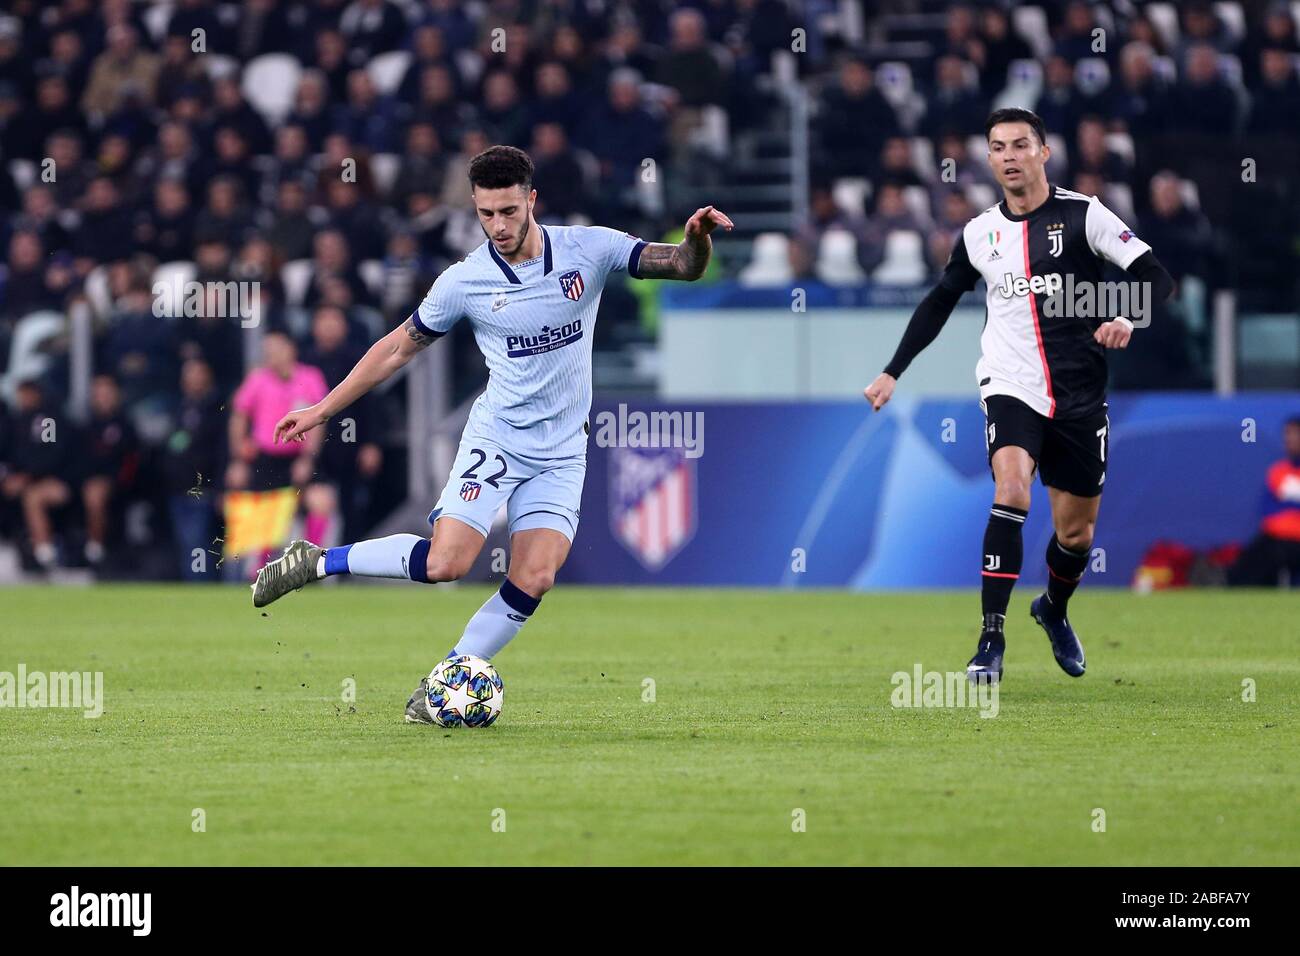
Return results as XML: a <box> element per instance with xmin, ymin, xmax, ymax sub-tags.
<box><xmin>1153</xmin><ymin>56</ymin><xmax>1179</xmax><ymax>83</ymax></box>
<box><xmin>280</xmin><ymin>260</ymin><xmax>313</xmax><ymax>307</ymax></box>
<box><xmin>141</xmin><ymin>3</ymin><xmax>174</xmax><ymax>44</ymax></box>
<box><xmin>367</xmin><ymin>51</ymin><xmax>411</xmax><ymax>96</ymax></box>
<box><xmin>875</xmin><ymin>62</ymin><xmax>915</xmax><ymax>112</ymax></box>
<box><xmin>1105</xmin><ymin>183</ymin><xmax>1136</xmax><ymax>224</ymax></box>
<box><xmin>910</xmin><ymin>137</ymin><xmax>937</xmax><ymax>181</ymax></box>
<box><xmin>7</xmin><ymin>158</ymin><xmax>36</xmax><ymax>191</ymax></box>
<box><xmin>901</xmin><ymin>185</ymin><xmax>932</xmax><ymax>225</ymax></box>
<box><xmin>831</xmin><ymin>177</ymin><xmax>870</xmax><ymax>218</ymax></box>
<box><xmin>358</xmin><ymin>260</ymin><xmax>385</xmax><ymax>298</ymax></box>
<box><xmin>1105</xmin><ymin>131</ymin><xmax>1136</xmax><ymax>166</ymax></box>
<box><xmin>1145</xmin><ymin>4</ymin><xmax>1182</xmax><ymax>50</ymax></box>
<box><xmin>202</xmin><ymin>54</ymin><xmax>241</xmax><ymax>81</ymax></box>
<box><xmin>151</xmin><ymin>261</ymin><xmax>198</xmax><ymax>319</ymax></box>
<box><xmin>965</xmin><ymin>183</ymin><xmax>997</xmax><ymax>211</ymax></box>
<box><xmin>737</xmin><ymin>233</ymin><xmax>793</xmax><ymax>288</ymax></box>
<box><xmin>1045</xmin><ymin>133</ymin><xmax>1069</xmax><ymax>180</ymax></box>
<box><xmin>995</xmin><ymin>58</ymin><xmax>1043</xmax><ymax>111</ymax></box>
<box><xmin>1075</xmin><ymin>58</ymin><xmax>1111</xmax><ymax>98</ymax></box>
<box><xmin>1214</xmin><ymin>2</ymin><xmax>1247</xmax><ymax>45</ymax></box>
<box><xmin>242</xmin><ymin>54</ymin><xmax>302</xmax><ymax>125</ymax></box>
<box><xmin>871</xmin><ymin>231</ymin><xmax>927</xmax><ymax>286</ymax></box>
<box><xmin>815</xmin><ymin>229</ymin><xmax>866</xmax><ymax>286</ymax></box>
<box><xmin>82</xmin><ymin>265</ymin><xmax>112</xmax><ymax>319</ymax></box>
<box><xmin>1011</xmin><ymin>7</ymin><xmax>1052</xmax><ymax>60</ymax></box>
<box><xmin>369</xmin><ymin>153</ymin><xmax>400</xmax><ymax>200</ymax></box>
<box><xmin>686</xmin><ymin>105</ymin><xmax>731</xmax><ymax>160</ymax></box>
<box><xmin>1</xmin><ymin>311</ymin><xmax>64</xmax><ymax>405</ymax></box>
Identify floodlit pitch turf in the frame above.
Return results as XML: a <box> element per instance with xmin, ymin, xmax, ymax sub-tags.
<box><xmin>0</xmin><ymin>585</ymin><xmax>1295</xmax><ymax>866</ymax></box>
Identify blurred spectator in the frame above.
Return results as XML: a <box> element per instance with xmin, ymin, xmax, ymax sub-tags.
<box><xmin>81</xmin><ymin>24</ymin><xmax>158</xmax><ymax>118</ymax></box>
<box><xmin>1173</xmin><ymin>1</ymin><xmax>1239</xmax><ymax>69</ymax></box>
<box><xmin>162</xmin><ymin>357</ymin><xmax>223</xmax><ymax>581</ymax></box>
<box><xmin>1070</xmin><ymin>116</ymin><xmax>1133</xmax><ymax>186</ymax></box>
<box><xmin>576</xmin><ymin>69</ymin><xmax>664</xmax><ymax>203</ymax></box>
<box><xmin>1228</xmin><ymin>417</ymin><xmax>1300</xmax><ymax>586</ymax></box>
<box><xmin>1054</xmin><ymin>1</ymin><xmax>1101</xmax><ymax>63</ymax></box>
<box><xmin>859</xmin><ymin>183</ymin><xmax>927</xmax><ymax>275</ymax></box>
<box><xmin>921</xmin><ymin>55</ymin><xmax>987</xmax><ymax>140</ymax></box>
<box><xmin>796</xmin><ymin>184</ymin><xmax>868</xmax><ymax>255</ymax></box>
<box><xmin>411</xmin><ymin>62</ymin><xmax>477</xmax><ymax>138</ymax></box>
<box><xmin>974</xmin><ymin>8</ymin><xmax>1033</xmax><ymax>98</ymax></box>
<box><xmin>1247</xmin><ymin>48</ymin><xmax>1300</xmax><ymax>135</ymax></box>
<box><xmin>1111</xmin><ymin>42</ymin><xmax>1170</xmax><ymax>138</ymax></box>
<box><xmin>816</xmin><ymin>57</ymin><xmax>899</xmax><ymax>180</ymax></box>
<box><xmin>73</xmin><ymin>177</ymin><xmax>133</xmax><ymax>264</ymax></box>
<box><xmin>875</xmin><ymin>137</ymin><xmax>926</xmax><ymax>190</ymax></box>
<box><xmin>1168</xmin><ymin>44</ymin><xmax>1240</xmax><ymax>135</ymax></box>
<box><xmin>531</xmin><ymin>123</ymin><xmax>589</xmax><ymax>221</ymax></box>
<box><xmin>263</xmin><ymin>180</ymin><xmax>317</xmax><ymax>263</ymax></box>
<box><xmin>286</xmin><ymin>71</ymin><xmax>334</xmax><ymax>151</ymax></box>
<box><xmin>656</xmin><ymin>8</ymin><xmax>727</xmax><ymax>108</ymax></box>
<box><xmin>1</xmin><ymin>232</ymin><xmax>60</xmax><ymax>321</ymax></box>
<box><xmin>80</xmin><ymin>373</ymin><xmax>139</xmax><ymax>565</ymax></box>
<box><xmin>1241</xmin><ymin>4</ymin><xmax>1300</xmax><ymax>88</ymax></box>
<box><xmin>339</xmin><ymin>0</ymin><xmax>407</xmax><ymax>65</ymax></box>
<box><xmin>193</xmin><ymin>176</ymin><xmax>255</xmax><ymax>248</ymax></box>
<box><xmin>1139</xmin><ymin>172</ymin><xmax>1214</xmax><ymax>282</ymax></box>
<box><xmin>332</xmin><ymin>68</ymin><xmax>406</xmax><ymax>154</ymax></box>
<box><xmin>0</xmin><ymin>380</ymin><xmax>74</xmax><ymax>570</ymax></box>
<box><xmin>302</xmin><ymin>305</ymin><xmax>382</xmax><ymax>542</ymax></box>
<box><xmin>210</xmin><ymin>76</ymin><xmax>273</xmax><ymax>157</ymax></box>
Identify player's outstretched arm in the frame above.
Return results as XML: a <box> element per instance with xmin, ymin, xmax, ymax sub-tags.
<box><xmin>636</xmin><ymin>205</ymin><xmax>734</xmax><ymax>280</ymax></box>
<box><xmin>274</xmin><ymin>317</ymin><xmax>435</xmax><ymax>445</ymax></box>
<box><xmin>865</xmin><ymin>280</ymin><xmax>967</xmax><ymax>412</ymax></box>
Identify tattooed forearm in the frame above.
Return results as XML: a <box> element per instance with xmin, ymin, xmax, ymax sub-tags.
<box><xmin>402</xmin><ymin>316</ymin><xmax>436</xmax><ymax>350</ymax></box>
<box><xmin>637</xmin><ymin>234</ymin><xmax>712</xmax><ymax>280</ymax></box>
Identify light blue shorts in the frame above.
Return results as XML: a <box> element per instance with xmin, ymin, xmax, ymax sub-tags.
<box><xmin>429</xmin><ymin>432</ymin><xmax>586</xmax><ymax>541</ymax></box>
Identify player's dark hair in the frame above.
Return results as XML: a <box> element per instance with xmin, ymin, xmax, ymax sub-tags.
<box><xmin>985</xmin><ymin>107</ymin><xmax>1047</xmax><ymax>146</ymax></box>
<box><xmin>1285</xmin><ymin>416</ymin><xmax>1300</xmax><ymax>429</ymax></box>
<box><xmin>468</xmin><ymin>145</ymin><xmax>534</xmax><ymax>193</ymax></box>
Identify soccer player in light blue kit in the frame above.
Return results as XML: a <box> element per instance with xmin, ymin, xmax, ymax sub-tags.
<box><xmin>252</xmin><ymin>146</ymin><xmax>732</xmax><ymax>721</ymax></box>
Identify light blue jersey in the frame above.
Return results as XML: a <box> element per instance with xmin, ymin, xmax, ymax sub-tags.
<box><xmin>412</xmin><ymin>224</ymin><xmax>647</xmax><ymax>460</ymax></box>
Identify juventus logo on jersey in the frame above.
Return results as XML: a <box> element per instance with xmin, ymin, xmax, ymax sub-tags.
<box><xmin>984</xmin><ymin>554</ymin><xmax>1001</xmax><ymax>571</ymax></box>
<box><xmin>1047</xmin><ymin>222</ymin><xmax>1064</xmax><ymax>258</ymax></box>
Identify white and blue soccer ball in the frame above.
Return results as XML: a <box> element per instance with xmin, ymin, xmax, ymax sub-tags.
<box><xmin>422</xmin><ymin>655</ymin><xmax>504</xmax><ymax>727</ymax></box>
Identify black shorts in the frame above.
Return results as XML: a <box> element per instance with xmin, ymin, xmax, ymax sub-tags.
<box><xmin>981</xmin><ymin>395</ymin><xmax>1109</xmax><ymax>497</ymax></box>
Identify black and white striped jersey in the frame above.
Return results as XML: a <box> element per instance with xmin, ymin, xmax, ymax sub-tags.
<box><xmin>939</xmin><ymin>185</ymin><xmax>1151</xmax><ymax>420</ymax></box>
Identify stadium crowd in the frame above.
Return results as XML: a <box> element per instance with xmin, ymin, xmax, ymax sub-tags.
<box><xmin>0</xmin><ymin>0</ymin><xmax>1298</xmax><ymax>577</ymax></box>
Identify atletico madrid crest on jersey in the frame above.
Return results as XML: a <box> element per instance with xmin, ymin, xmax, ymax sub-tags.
<box><xmin>609</xmin><ymin>446</ymin><xmax>696</xmax><ymax>571</ymax></box>
<box><xmin>558</xmin><ymin>269</ymin><xmax>585</xmax><ymax>301</ymax></box>
<box><xmin>460</xmin><ymin>481</ymin><xmax>482</xmax><ymax>502</ymax></box>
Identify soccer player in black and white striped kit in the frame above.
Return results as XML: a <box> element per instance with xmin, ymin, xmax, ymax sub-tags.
<box><xmin>864</xmin><ymin>108</ymin><xmax>1174</xmax><ymax>683</ymax></box>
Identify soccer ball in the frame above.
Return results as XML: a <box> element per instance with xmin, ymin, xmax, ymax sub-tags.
<box><xmin>422</xmin><ymin>655</ymin><xmax>504</xmax><ymax>727</ymax></box>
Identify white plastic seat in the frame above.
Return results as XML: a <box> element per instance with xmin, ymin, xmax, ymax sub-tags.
<box><xmin>815</xmin><ymin>229</ymin><xmax>867</xmax><ymax>286</ymax></box>
<box><xmin>358</xmin><ymin>260</ymin><xmax>385</xmax><ymax>297</ymax></box>
<box><xmin>1</xmin><ymin>311</ymin><xmax>64</xmax><ymax>405</ymax></box>
<box><xmin>831</xmin><ymin>177</ymin><xmax>870</xmax><ymax>218</ymax></box>
<box><xmin>738</xmin><ymin>233</ymin><xmax>793</xmax><ymax>288</ymax></box>
<box><xmin>367</xmin><ymin>50</ymin><xmax>411</xmax><ymax>95</ymax></box>
<box><xmin>369</xmin><ymin>153</ymin><xmax>401</xmax><ymax>199</ymax></box>
<box><xmin>242</xmin><ymin>54</ymin><xmax>302</xmax><ymax>125</ymax></box>
<box><xmin>280</xmin><ymin>259</ymin><xmax>313</xmax><ymax>307</ymax></box>
<box><xmin>871</xmin><ymin>231</ymin><xmax>927</xmax><ymax>286</ymax></box>
<box><xmin>151</xmin><ymin>260</ymin><xmax>198</xmax><ymax>319</ymax></box>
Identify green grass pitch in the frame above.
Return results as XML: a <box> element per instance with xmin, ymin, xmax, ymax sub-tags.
<box><xmin>0</xmin><ymin>585</ymin><xmax>1295</xmax><ymax>866</ymax></box>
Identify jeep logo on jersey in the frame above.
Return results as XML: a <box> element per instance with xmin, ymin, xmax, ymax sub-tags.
<box><xmin>1047</xmin><ymin>223</ymin><xmax>1064</xmax><ymax>257</ymax></box>
<box><xmin>558</xmin><ymin>269</ymin><xmax>585</xmax><ymax>301</ymax></box>
<box><xmin>997</xmin><ymin>272</ymin><xmax>1063</xmax><ymax>298</ymax></box>
<box><xmin>504</xmin><ymin>319</ymin><xmax>584</xmax><ymax>357</ymax></box>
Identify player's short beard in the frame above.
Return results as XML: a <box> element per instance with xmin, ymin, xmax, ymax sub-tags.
<box><xmin>484</xmin><ymin>205</ymin><xmax>531</xmax><ymax>258</ymax></box>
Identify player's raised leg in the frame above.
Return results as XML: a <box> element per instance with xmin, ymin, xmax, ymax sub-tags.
<box><xmin>1029</xmin><ymin>487</ymin><xmax>1096</xmax><ymax>676</ymax></box>
<box><xmin>968</xmin><ymin>445</ymin><xmax>1033</xmax><ymax>683</ymax></box>
<box><xmin>252</xmin><ymin>516</ymin><xmax>486</xmax><ymax>607</ymax></box>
